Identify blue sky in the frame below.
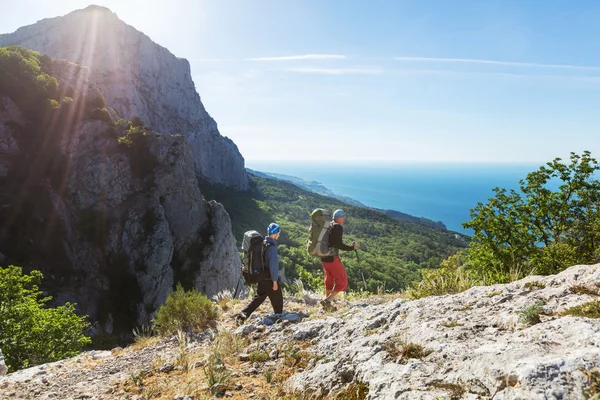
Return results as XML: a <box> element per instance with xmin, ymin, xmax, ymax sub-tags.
<box><xmin>2</xmin><ymin>0</ymin><xmax>600</xmax><ymax>162</ymax></box>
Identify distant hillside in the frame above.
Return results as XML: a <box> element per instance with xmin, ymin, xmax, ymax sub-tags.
<box><xmin>247</xmin><ymin>168</ymin><xmax>448</xmax><ymax>230</ymax></box>
<box><xmin>246</xmin><ymin>168</ymin><xmax>365</xmax><ymax>207</ymax></box>
<box><xmin>200</xmin><ymin>174</ymin><xmax>467</xmax><ymax>293</ymax></box>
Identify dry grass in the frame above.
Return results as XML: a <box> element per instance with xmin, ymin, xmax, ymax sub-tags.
<box><xmin>570</xmin><ymin>284</ymin><xmax>599</xmax><ymax>296</ymax></box>
<box><xmin>430</xmin><ymin>381</ymin><xmax>466</xmax><ymax>400</ymax></box>
<box><xmin>382</xmin><ymin>334</ymin><xmax>432</xmax><ymax>363</ymax></box>
<box><xmin>334</xmin><ymin>381</ymin><xmax>370</xmax><ymax>400</ymax></box>
<box><xmin>581</xmin><ymin>367</ymin><xmax>600</xmax><ymax>399</ymax></box>
<box><xmin>561</xmin><ymin>300</ymin><xmax>600</xmax><ymax>319</ymax></box>
<box><xmin>440</xmin><ymin>319</ymin><xmax>463</xmax><ymax>328</ymax></box>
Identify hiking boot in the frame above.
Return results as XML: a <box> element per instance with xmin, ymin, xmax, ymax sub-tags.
<box><xmin>320</xmin><ymin>299</ymin><xmax>337</xmax><ymax>312</ymax></box>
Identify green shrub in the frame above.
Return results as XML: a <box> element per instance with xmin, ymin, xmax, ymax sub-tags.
<box><xmin>117</xmin><ymin>125</ymin><xmax>159</xmax><ymax>180</ymax></box>
<box><xmin>406</xmin><ymin>253</ymin><xmax>479</xmax><ymax>299</ymax></box>
<box><xmin>464</xmin><ymin>151</ymin><xmax>600</xmax><ymax>279</ymax></box>
<box><xmin>0</xmin><ymin>46</ymin><xmax>59</xmax><ymax>114</ymax></box>
<box><xmin>153</xmin><ymin>285</ymin><xmax>218</xmax><ymax>336</ymax></box>
<box><xmin>88</xmin><ymin>107</ymin><xmax>111</xmax><ymax>122</ymax></box>
<box><xmin>518</xmin><ymin>302</ymin><xmax>546</xmax><ymax>326</ymax></box>
<box><xmin>0</xmin><ymin>266</ymin><xmax>91</xmax><ymax>371</ymax></box>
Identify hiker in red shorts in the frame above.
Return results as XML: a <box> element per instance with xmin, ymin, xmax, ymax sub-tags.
<box><xmin>320</xmin><ymin>209</ymin><xmax>356</xmax><ymax>310</ymax></box>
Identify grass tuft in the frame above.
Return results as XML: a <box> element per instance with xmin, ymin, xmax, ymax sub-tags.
<box><xmin>561</xmin><ymin>300</ymin><xmax>600</xmax><ymax>319</ymax></box>
<box><xmin>518</xmin><ymin>302</ymin><xmax>546</xmax><ymax>326</ymax></box>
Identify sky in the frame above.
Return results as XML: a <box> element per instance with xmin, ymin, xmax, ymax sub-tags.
<box><xmin>1</xmin><ymin>0</ymin><xmax>600</xmax><ymax>163</ymax></box>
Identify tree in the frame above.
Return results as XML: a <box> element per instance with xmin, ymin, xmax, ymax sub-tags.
<box><xmin>0</xmin><ymin>266</ymin><xmax>91</xmax><ymax>372</ymax></box>
<box><xmin>464</xmin><ymin>151</ymin><xmax>600</xmax><ymax>281</ymax></box>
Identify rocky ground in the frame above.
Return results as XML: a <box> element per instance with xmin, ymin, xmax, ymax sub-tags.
<box><xmin>1</xmin><ymin>264</ymin><xmax>600</xmax><ymax>400</ymax></box>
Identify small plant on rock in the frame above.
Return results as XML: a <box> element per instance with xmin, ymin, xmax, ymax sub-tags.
<box><xmin>334</xmin><ymin>381</ymin><xmax>370</xmax><ymax>400</ymax></box>
<box><xmin>581</xmin><ymin>367</ymin><xmax>600</xmax><ymax>399</ymax></box>
<box><xmin>524</xmin><ymin>281</ymin><xmax>546</xmax><ymax>290</ymax></box>
<box><xmin>382</xmin><ymin>334</ymin><xmax>432</xmax><ymax>363</ymax></box>
<box><xmin>570</xmin><ymin>285</ymin><xmax>599</xmax><ymax>296</ymax></box>
<box><xmin>518</xmin><ymin>302</ymin><xmax>546</xmax><ymax>326</ymax></box>
<box><xmin>561</xmin><ymin>300</ymin><xmax>600</xmax><ymax>319</ymax></box>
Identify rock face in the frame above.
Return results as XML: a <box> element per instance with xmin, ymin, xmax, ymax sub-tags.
<box><xmin>0</xmin><ymin>58</ymin><xmax>243</xmax><ymax>333</ymax></box>
<box><xmin>280</xmin><ymin>264</ymin><xmax>600</xmax><ymax>399</ymax></box>
<box><xmin>0</xmin><ymin>5</ymin><xmax>248</xmax><ymax>190</ymax></box>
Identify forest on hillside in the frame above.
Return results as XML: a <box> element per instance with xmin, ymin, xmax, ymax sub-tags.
<box><xmin>200</xmin><ymin>175</ymin><xmax>467</xmax><ymax>293</ymax></box>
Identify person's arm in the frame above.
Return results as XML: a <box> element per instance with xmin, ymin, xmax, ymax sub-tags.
<box><xmin>329</xmin><ymin>225</ymin><xmax>354</xmax><ymax>251</ymax></box>
<box><xmin>266</xmin><ymin>245</ymin><xmax>279</xmax><ymax>285</ymax></box>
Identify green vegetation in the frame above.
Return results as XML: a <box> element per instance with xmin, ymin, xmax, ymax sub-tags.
<box><xmin>464</xmin><ymin>152</ymin><xmax>600</xmax><ymax>280</ymax></box>
<box><xmin>518</xmin><ymin>302</ymin><xmax>546</xmax><ymax>326</ymax></box>
<box><xmin>523</xmin><ymin>281</ymin><xmax>546</xmax><ymax>291</ymax></box>
<box><xmin>561</xmin><ymin>300</ymin><xmax>600</xmax><ymax>319</ymax></box>
<box><xmin>153</xmin><ymin>285</ymin><xmax>218</xmax><ymax>336</ymax></box>
<box><xmin>116</xmin><ymin>120</ymin><xmax>159</xmax><ymax>180</ymax></box>
<box><xmin>200</xmin><ymin>175</ymin><xmax>466</xmax><ymax>293</ymax></box>
<box><xmin>0</xmin><ymin>46</ymin><xmax>58</xmax><ymax>113</ymax></box>
<box><xmin>0</xmin><ymin>266</ymin><xmax>91</xmax><ymax>372</ymax></box>
<box><xmin>406</xmin><ymin>253</ymin><xmax>478</xmax><ymax>299</ymax></box>
<box><xmin>409</xmin><ymin>152</ymin><xmax>600</xmax><ymax>297</ymax></box>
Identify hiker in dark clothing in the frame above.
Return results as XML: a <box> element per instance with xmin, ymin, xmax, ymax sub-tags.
<box><xmin>236</xmin><ymin>223</ymin><xmax>284</xmax><ymax>324</ymax></box>
<box><xmin>320</xmin><ymin>209</ymin><xmax>356</xmax><ymax>310</ymax></box>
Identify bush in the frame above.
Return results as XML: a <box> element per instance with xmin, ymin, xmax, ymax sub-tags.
<box><xmin>117</xmin><ymin>125</ymin><xmax>159</xmax><ymax>180</ymax></box>
<box><xmin>0</xmin><ymin>266</ymin><xmax>91</xmax><ymax>372</ymax></box>
<box><xmin>153</xmin><ymin>285</ymin><xmax>218</xmax><ymax>336</ymax></box>
<box><xmin>406</xmin><ymin>252</ymin><xmax>479</xmax><ymax>299</ymax></box>
<box><xmin>88</xmin><ymin>107</ymin><xmax>111</xmax><ymax>122</ymax></box>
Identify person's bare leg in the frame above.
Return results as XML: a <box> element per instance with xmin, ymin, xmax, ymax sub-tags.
<box><xmin>326</xmin><ymin>290</ymin><xmax>340</xmax><ymax>301</ymax></box>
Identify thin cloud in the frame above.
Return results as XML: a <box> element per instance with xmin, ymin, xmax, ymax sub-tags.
<box><xmin>287</xmin><ymin>67</ymin><xmax>383</xmax><ymax>75</ymax></box>
<box><xmin>393</xmin><ymin>56</ymin><xmax>600</xmax><ymax>71</ymax></box>
<box><xmin>249</xmin><ymin>54</ymin><xmax>346</xmax><ymax>61</ymax></box>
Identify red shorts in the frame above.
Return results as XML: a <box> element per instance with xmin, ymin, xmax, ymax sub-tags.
<box><xmin>321</xmin><ymin>256</ymin><xmax>348</xmax><ymax>292</ymax></box>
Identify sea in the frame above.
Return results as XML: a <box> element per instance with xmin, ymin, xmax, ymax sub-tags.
<box><xmin>245</xmin><ymin>161</ymin><xmax>544</xmax><ymax>235</ymax></box>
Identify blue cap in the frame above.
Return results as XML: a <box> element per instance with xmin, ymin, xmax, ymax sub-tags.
<box><xmin>267</xmin><ymin>223</ymin><xmax>281</xmax><ymax>235</ymax></box>
<box><xmin>333</xmin><ymin>209</ymin><xmax>346</xmax><ymax>219</ymax></box>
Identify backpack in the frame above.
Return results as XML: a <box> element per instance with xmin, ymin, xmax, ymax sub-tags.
<box><xmin>307</xmin><ymin>208</ymin><xmax>335</xmax><ymax>257</ymax></box>
<box><xmin>241</xmin><ymin>230</ymin><xmax>271</xmax><ymax>284</ymax></box>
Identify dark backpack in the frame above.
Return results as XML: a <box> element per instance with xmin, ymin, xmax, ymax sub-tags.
<box><xmin>241</xmin><ymin>230</ymin><xmax>271</xmax><ymax>284</ymax></box>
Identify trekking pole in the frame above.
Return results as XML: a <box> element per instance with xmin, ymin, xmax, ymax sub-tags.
<box><xmin>355</xmin><ymin>249</ymin><xmax>368</xmax><ymax>292</ymax></box>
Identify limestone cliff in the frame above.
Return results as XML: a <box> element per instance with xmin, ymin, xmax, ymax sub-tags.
<box><xmin>0</xmin><ymin>5</ymin><xmax>249</xmax><ymax>190</ymax></box>
<box><xmin>0</xmin><ymin>56</ymin><xmax>242</xmax><ymax>335</ymax></box>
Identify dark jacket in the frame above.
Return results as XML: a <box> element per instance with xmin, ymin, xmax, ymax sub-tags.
<box><xmin>264</xmin><ymin>237</ymin><xmax>279</xmax><ymax>281</ymax></box>
<box><xmin>321</xmin><ymin>223</ymin><xmax>353</xmax><ymax>263</ymax></box>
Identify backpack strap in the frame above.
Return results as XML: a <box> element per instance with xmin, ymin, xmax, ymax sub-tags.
<box><xmin>261</xmin><ymin>240</ymin><xmax>274</xmax><ymax>271</ymax></box>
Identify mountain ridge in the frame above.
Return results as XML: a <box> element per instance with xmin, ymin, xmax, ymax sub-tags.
<box><xmin>0</xmin><ymin>5</ymin><xmax>248</xmax><ymax>190</ymax></box>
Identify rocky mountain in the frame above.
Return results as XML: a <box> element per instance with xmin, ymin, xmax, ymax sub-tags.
<box><xmin>1</xmin><ymin>264</ymin><xmax>599</xmax><ymax>399</ymax></box>
<box><xmin>0</xmin><ymin>4</ymin><xmax>248</xmax><ymax>190</ymax></box>
<box><xmin>0</xmin><ymin>35</ymin><xmax>243</xmax><ymax>335</ymax></box>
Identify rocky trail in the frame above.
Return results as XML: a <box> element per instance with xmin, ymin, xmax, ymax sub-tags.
<box><xmin>2</xmin><ymin>264</ymin><xmax>600</xmax><ymax>400</ymax></box>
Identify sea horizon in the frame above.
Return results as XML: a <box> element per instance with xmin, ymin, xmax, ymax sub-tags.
<box><xmin>246</xmin><ymin>160</ymin><xmax>545</xmax><ymax>234</ymax></box>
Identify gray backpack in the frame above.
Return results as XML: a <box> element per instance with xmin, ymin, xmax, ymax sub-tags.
<box><xmin>307</xmin><ymin>208</ymin><xmax>335</xmax><ymax>257</ymax></box>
